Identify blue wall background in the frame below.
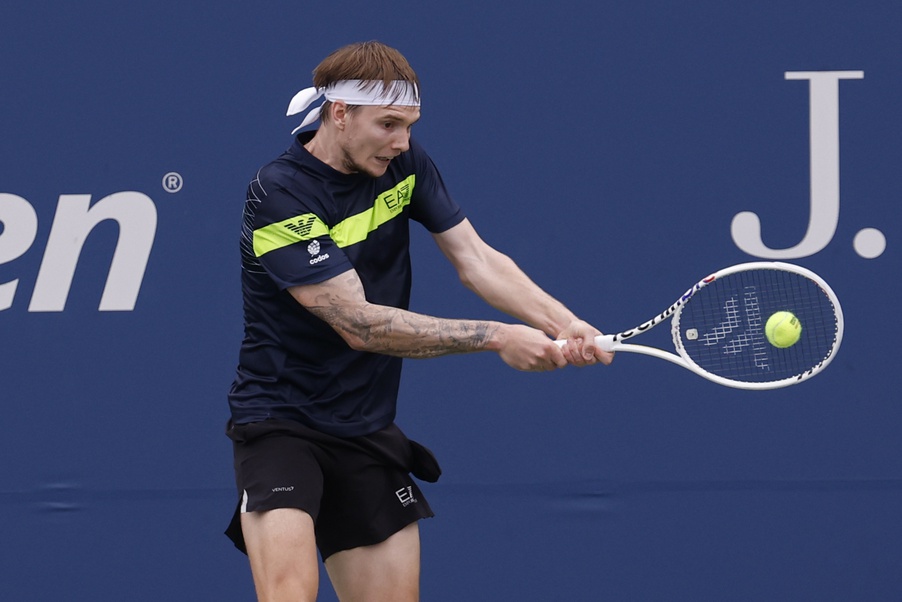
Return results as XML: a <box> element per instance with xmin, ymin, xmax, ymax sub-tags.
<box><xmin>2</xmin><ymin>1</ymin><xmax>900</xmax><ymax>600</ymax></box>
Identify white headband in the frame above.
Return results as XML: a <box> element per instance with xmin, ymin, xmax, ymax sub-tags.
<box><xmin>286</xmin><ymin>79</ymin><xmax>420</xmax><ymax>134</ymax></box>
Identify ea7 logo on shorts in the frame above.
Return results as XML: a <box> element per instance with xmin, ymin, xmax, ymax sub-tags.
<box><xmin>395</xmin><ymin>486</ymin><xmax>417</xmax><ymax>507</ymax></box>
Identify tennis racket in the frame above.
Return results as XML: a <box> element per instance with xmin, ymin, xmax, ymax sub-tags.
<box><xmin>558</xmin><ymin>262</ymin><xmax>843</xmax><ymax>389</ymax></box>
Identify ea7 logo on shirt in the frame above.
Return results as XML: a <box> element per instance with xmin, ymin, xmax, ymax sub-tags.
<box><xmin>307</xmin><ymin>240</ymin><xmax>330</xmax><ymax>265</ymax></box>
<box><xmin>395</xmin><ymin>486</ymin><xmax>417</xmax><ymax>507</ymax></box>
<box><xmin>380</xmin><ymin>180</ymin><xmax>412</xmax><ymax>213</ymax></box>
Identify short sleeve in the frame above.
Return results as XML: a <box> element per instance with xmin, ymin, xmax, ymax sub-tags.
<box><xmin>407</xmin><ymin>138</ymin><xmax>466</xmax><ymax>234</ymax></box>
<box><xmin>249</xmin><ymin>171</ymin><xmax>353</xmax><ymax>290</ymax></box>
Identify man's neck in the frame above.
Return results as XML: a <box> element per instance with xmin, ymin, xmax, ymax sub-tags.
<box><xmin>303</xmin><ymin>127</ymin><xmax>351</xmax><ymax>174</ymax></box>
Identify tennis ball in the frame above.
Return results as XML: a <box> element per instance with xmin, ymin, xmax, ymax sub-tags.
<box><xmin>765</xmin><ymin>311</ymin><xmax>802</xmax><ymax>348</ymax></box>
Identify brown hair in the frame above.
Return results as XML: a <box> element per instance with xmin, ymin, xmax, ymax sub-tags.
<box><xmin>312</xmin><ymin>41</ymin><xmax>419</xmax><ymax>122</ymax></box>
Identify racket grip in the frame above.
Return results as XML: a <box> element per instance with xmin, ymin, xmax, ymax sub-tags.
<box><xmin>594</xmin><ymin>334</ymin><xmax>616</xmax><ymax>352</ymax></box>
<box><xmin>553</xmin><ymin>334</ymin><xmax>616</xmax><ymax>352</ymax></box>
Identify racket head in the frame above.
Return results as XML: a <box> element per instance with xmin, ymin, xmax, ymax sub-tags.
<box><xmin>671</xmin><ymin>262</ymin><xmax>843</xmax><ymax>390</ymax></box>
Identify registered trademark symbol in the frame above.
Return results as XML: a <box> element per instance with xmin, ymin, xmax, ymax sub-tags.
<box><xmin>162</xmin><ymin>172</ymin><xmax>183</xmax><ymax>193</ymax></box>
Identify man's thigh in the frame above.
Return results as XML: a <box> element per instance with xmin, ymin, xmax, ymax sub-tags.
<box><xmin>324</xmin><ymin>521</ymin><xmax>421</xmax><ymax>602</ymax></box>
<box><xmin>241</xmin><ymin>508</ymin><xmax>320</xmax><ymax>602</ymax></box>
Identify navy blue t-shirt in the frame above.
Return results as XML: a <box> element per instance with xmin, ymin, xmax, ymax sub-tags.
<box><xmin>228</xmin><ymin>132</ymin><xmax>465</xmax><ymax>437</ymax></box>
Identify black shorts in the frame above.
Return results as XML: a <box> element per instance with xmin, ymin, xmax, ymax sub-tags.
<box><xmin>224</xmin><ymin>419</ymin><xmax>441</xmax><ymax>560</ymax></box>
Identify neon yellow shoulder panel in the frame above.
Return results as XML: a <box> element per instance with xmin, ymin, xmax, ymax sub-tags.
<box><xmin>329</xmin><ymin>175</ymin><xmax>415</xmax><ymax>248</ymax></box>
<box><xmin>253</xmin><ymin>175</ymin><xmax>416</xmax><ymax>257</ymax></box>
<box><xmin>253</xmin><ymin>214</ymin><xmax>330</xmax><ymax>257</ymax></box>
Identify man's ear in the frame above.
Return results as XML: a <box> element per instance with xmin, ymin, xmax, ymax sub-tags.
<box><xmin>330</xmin><ymin>101</ymin><xmax>348</xmax><ymax>129</ymax></box>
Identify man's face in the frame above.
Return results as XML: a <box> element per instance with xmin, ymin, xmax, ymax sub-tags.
<box><xmin>338</xmin><ymin>104</ymin><xmax>420</xmax><ymax>177</ymax></box>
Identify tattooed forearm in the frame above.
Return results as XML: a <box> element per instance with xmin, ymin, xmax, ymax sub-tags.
<box><xmin>293</xmin><ymin>270</ymin><xmax>502</xmax><ymax>358</ymax></box>
<box><xmin>306</xmin><ymin>302</ymin><xmax>500</xmax><ymax>358</ymax></box>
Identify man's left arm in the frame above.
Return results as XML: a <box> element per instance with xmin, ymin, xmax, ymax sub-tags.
<box><xmin>432</xmin><ymin>219</ymin><xmax>613</xmax><ymax>366</ymax></box>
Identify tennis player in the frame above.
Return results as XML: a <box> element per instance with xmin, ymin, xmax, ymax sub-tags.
<box><xmin>226</xmin><ymin>40</ymin><xmax>613</xmax><ymax>602</ymax></box>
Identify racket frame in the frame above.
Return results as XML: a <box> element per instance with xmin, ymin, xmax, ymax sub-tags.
<box><xmin>593</xmin><ymin>261</ymin><xmax>844</xmax><ymax>390</ymax></box>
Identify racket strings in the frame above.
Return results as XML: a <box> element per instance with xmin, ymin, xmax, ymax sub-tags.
<box><xmin>675</xmin><ymin>269</ymin><xmax>838</xmax><ymax>383</ymax></box>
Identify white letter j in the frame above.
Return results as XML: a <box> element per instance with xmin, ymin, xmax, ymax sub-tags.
<box><xmin>731</xmin><ymin>71</ymin><xmax>863</xmax><ymax>259</ymax></box>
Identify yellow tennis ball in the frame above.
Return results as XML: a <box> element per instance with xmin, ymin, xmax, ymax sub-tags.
<box><xmin>765</xmin><ymin>311</ymin><xmax>802</xmax><ymax>348</ymax></box>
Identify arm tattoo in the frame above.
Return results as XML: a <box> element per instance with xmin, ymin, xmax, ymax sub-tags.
<box><xmin>301</xmin><ymin>273</ymin><xmax>499</xmax><ymax>358</ymax></box>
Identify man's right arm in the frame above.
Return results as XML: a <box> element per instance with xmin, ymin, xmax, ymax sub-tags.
<box><xmin>287</xmin><ymin>269</ymin><xmax>567</xmax><ymax>371</ymax></box>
